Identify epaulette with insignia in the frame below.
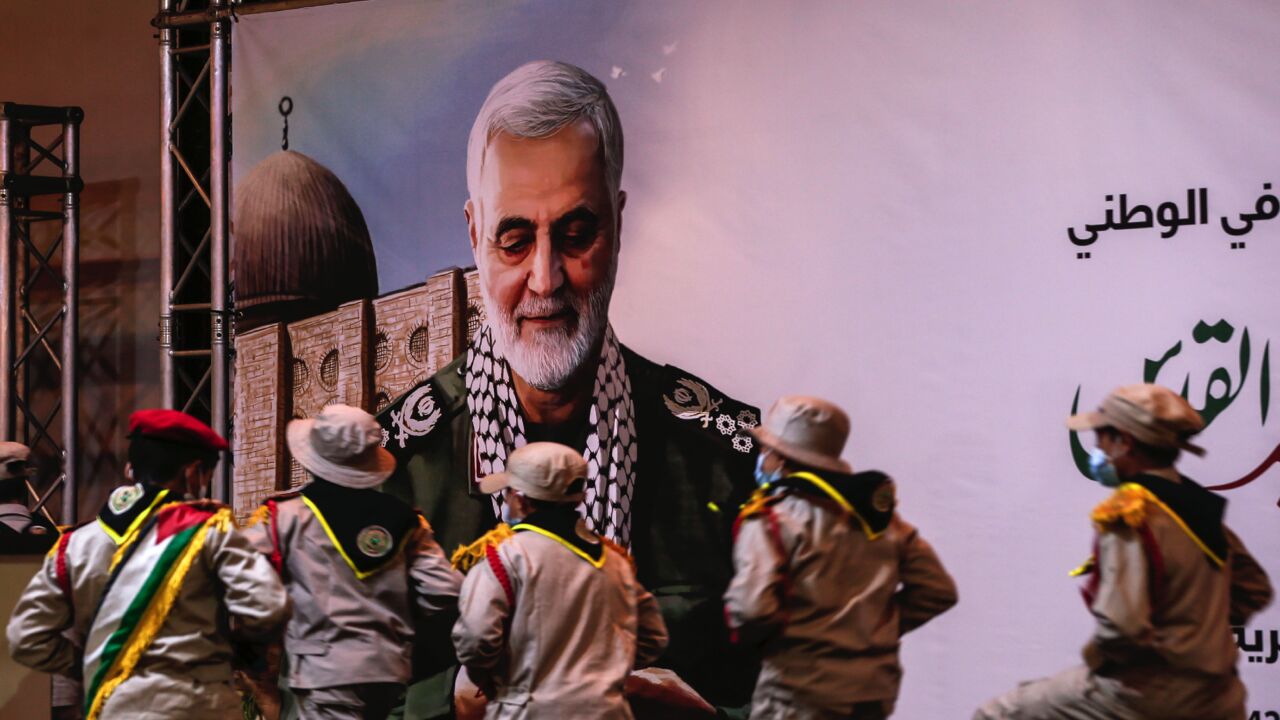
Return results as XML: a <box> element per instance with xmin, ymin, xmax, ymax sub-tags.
<box><xmin>660</xmin><ymin>365</ymin><xmax>761</xmax><ymax>455</ymax></box>
<box><xmin>1091</xmin><ymin>484</ymin><xmax>1151</xmax><ymax>530</ymax></box>
<box><xmin>378</xmin><ymin>375</ymin><xmax>449</xmax><ymax>454</ymax></box>
<box><xmin>450</xmin><ymin>523</ymin><xmax>514</xmax><ymax>572</ymax></box>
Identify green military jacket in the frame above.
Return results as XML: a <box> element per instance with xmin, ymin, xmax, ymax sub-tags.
<box><xmin>378</xmin><ymin>344</ymin><xmax>760</xmax><ymax>718</ymax></box>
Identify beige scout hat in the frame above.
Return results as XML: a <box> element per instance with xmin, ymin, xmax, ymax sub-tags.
<box><xmin>0</xmin><ymin>442</ymin><xmax>32</xmax><ymax>480</ymax></box>
<box><xmin>478</xmin><ymin>442</ymin><xmax>588</xmax><ymax>503</ymax></box>
<box><xmin>1066</xmin><ymin>383</ymin><xmax>1206</xmax><ymax>457</ymax></box>
<box><xmin>287</xmin><ymin>404</ymin><xmax>396</xmax><ymax>489</ymax></box>
<box><xmin>750</xmin><ymin>395</ymin><xmax>852</xmax><ymax>474</ymax></box>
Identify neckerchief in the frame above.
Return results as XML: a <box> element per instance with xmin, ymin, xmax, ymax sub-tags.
<box><xmin>1130</xmin><ymin>472</ymin><xmax>1228</xmax><ymax>565</ymax></box>
<box><xmin>775</xmin><ymin>470</ymin><xmax>897</xmax><ymax>540</ymax></box>
<box><xmin>465</xmin><ymin>324</ymin><xmax>637</xmax><ymax>547</ymax></box>
<box><xmin>513</xmin><ymin>505</ymin><xmax>605</xmax><ymax>565</ymax></box>
<box><xmin>300</xmin><ymin>478</ymin><xmax>419</xmax><ymax>579</ymax></box>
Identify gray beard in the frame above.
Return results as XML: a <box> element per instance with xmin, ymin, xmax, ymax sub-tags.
<box><xmin>482</xmin><ymin>274</ymin><xmax>614</xmax><ymax>391</ymax></box>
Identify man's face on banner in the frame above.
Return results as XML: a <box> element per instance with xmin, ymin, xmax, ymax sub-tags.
<box><xmin>466</xmin><ymin>120</ymin><xmax>624</xmax><ymax>391</ymax></box>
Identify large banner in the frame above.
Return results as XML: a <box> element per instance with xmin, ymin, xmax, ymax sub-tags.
<box><xmin>232</xmin><ymin>1</ymin><xmax>1280</xmax><ymax>714</ymax></box>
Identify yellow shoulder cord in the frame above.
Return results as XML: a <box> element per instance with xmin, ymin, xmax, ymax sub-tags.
<box><xmin>511</xmin><ymin>523</ymin><xmax>608</xmax><ymax>569</ymax></box>
<box><xmin>786</xmin><ymin>471</ymin><xmax>886</xmax><ymax>541</ymax></box>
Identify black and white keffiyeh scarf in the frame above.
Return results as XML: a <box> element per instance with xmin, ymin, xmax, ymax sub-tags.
<box><xmin>465</xmin><ymin>324</ymin><xmax>638</xmax><ymax>547</ymax></box>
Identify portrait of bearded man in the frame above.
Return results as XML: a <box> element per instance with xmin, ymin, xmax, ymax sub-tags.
<box><xmin>378</xmin><ymin>60</ymin><xmax>760</xmax><ymax>718</ymax></box>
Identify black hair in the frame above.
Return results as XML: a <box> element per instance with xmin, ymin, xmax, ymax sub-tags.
<box><xmin>127</xmin><ymin>435</ymin><xmax>218</xmax><ymax>486</ymax></box>
<box><xmin>1096</xmin><ymin>426</ymin><xmax>1180</xmax><ymax>467</ymax></box>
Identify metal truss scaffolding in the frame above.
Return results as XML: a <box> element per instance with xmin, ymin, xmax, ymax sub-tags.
<box><xmin>156</xmin><ymin>0</ymin><xmax>232</xmax><ymax>501</ymax></box>
<box><xmin>154</xmin><ymin>0</ymin><xmax>363</xmax><ymax>504</ymax></box>
<box><xmin>0</xmin><ymin>102</ymin><xmax>83</xmax><ymax>524</ymax></box>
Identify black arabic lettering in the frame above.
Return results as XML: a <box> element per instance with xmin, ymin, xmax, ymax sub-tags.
<box><xmin>1069</xmin><ymin>188</ymin><xmax>1211</xmax><ymax>246</ymax></box>
<box><xmin>1221</xmin><ymin>183</ymin><xmax>1279</xmax><ymax>237</ymax></box>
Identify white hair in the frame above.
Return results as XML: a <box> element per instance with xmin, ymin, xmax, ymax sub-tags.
<box><xmin>466</xmin><ymin>60</ymin><xmax>624</xmax><ymax>209</ymax></box>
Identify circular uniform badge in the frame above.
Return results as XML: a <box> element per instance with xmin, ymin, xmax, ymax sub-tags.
<box><xmin>356</xmin><ymin>525</ymin><xmax>394</xmax><ymax>558</ymax></box>
<box><xmin>872</xmin><ymin>482</ymin><xmax>896</xmax><ymax>514</ymax></box>
<box><xmin>108</xmin><ymin>484</ymin><xmax>145</xmax><ymax>515</ymax></box>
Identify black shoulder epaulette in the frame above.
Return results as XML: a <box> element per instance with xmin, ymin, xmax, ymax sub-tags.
<box><xmin>377</xmin><ymin>356</ymin><xmax>467</xmax><ymax>455</ymax></box>
<box><xmin>659</xmin><ymin>364</ymin><xmax>760</xmax><ymax>456</ymax></box>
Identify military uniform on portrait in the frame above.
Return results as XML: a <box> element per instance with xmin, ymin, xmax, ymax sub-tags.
<box><xmin>379</xmin><ymin>345</ymin><xmax>761</xmax><ymax>715</ymax></box>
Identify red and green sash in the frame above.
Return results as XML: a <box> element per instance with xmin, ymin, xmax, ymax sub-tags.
<box><xmin>81</xmin><ymin>501</ymin><xmax>232</xmax><ymax>720</ymax></box>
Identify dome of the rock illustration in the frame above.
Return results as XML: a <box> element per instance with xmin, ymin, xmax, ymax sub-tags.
<box><xmin>233</xmin><ymin>150</ymin><xmax>378</xmax><ymax>331</ymax></box>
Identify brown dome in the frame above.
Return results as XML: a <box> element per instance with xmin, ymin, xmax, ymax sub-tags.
<box><xmin>233</xmin><ymin>150</ymin><xmax>378</xmax><ymax>331</ymax></box>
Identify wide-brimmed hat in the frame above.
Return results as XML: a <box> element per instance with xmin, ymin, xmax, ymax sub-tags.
<box><xmin>750</xmin><ymin>395</ymin><xmax>852</xmax><ymax>474</ymax></box>
<box><xmin>478</xmin><ymin>442</ymin><xmax>588</xmax><ymax>503</ymax></box>
<box><xmin>0</xmin><ymin>442</ymin><xmax>31</xmax><ymax>482</ymax></box>
<box><xmin>1066</xmin><ymin>383</ymin><xmax>1206</xmax><ymax>456</ymax></box>
<box><xmin>287</xmin><ymin>404</ymin><xmax>396</xmax><ymax>489</ymax></box>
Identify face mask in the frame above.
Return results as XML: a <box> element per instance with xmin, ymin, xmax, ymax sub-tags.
<box><xmin>754</xmin><ymin>453</ymin><xmax>783</xmax><ymax>488</ymax></box>
<box><xmin>1087</xmin><ymin>447</ymin><xmax>1122</xmax><ymax>487</ymax></box>
<box><xmin>500</xmin><ymin>500</ymin><xmax>521</xmax><ymax>526</ymax></box>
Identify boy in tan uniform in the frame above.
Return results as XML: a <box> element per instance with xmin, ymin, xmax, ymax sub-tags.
<box><xmin>974</xmin><ymin>384</ymin><xmax>1273</xmax><ymax>720</ymax></box>
<box><xmin>451</xmin><ymin>442</ymin><xmax>669</xmax><ymax>719</ymax></box>
<box><xmin>243</xmin><ymin>404</ymin><xmax>464</xmax><ymax>720</ymax></box>
<box><xmin>7</xmin><ymin>409</ymin><xmax>288</xmax><ymax>720</ymax></box>
<box><xmin>724</xmin><ymin>395</ymin><xmax>958</xmax><ymax>720</ymax></box>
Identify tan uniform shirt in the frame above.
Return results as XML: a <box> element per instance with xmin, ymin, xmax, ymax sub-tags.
<box><xmin>243</xmin><ymin>495</ymin><xmax>464</xmax><ymax>689</ymax></box>
<box><xmin>85</xmin><ymin>505</ymin><xmax>288</xmax><ymax>718</ymax></box>
<box><xmin>724</xmin><ymin>493</ymin><xmax>957</xmax><ymax>714</ymax></box>
<box><xmin>6</xmin><ymin>521</ymin><xmax>117</xmax><ymax>674</ymax></box>
<box><xmin>452</xmin><ymin>526</ymin><xmax>669</xmax><ymax>720</ymax></box>
<box><xmin>1080</xmin><ymin>479</ymin><xmax>1272</xmax><ymax>718</ymax></box>
<box><xmin>975</xmin><ymin>475</ymin><xmax>1272</xmax><ymax>720</ymax></box>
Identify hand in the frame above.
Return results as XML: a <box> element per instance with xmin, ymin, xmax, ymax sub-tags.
<box><xmin>454</xmin><ymin>665</ymin><xmax>492</xmax><ymax>720</ymax></box>
<box><xmin>625</xmin><ymin>668</ymin><xmax>716</xmax><ymax>719</ymax></box>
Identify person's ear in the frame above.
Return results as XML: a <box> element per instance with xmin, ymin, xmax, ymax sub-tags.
<box><xmin>1113</xmin><ymin>431</ymin><xmax>1135</xmax><ymax>457</ymax></box>
<box><xmin>466</xmin><ymin>199</ymin><xmax>480</xmax><ymax>258</ymax></box>
<box><xmin>124</xmin><ymin>462</ymin><xmax>135</xmax><ymax>481</ymax></box>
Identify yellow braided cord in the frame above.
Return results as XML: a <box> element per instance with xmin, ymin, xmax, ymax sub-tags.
<box><xmin>86</xmin><ymin>509</ymin><xmax>227</xmax><ymax>720</ymax></box>
<box><xmin>450</xmin><ymin>524</ymin><xmax>514</xmax><ymax>572</ymax></box>
<box><xmin>110</xmin><ymin>501</ymin><xmax>184</xmax><ymax>571</ymax></box>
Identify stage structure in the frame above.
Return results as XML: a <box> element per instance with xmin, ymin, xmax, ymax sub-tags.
<box><xmin>153</xmin><ymin>0</ymin><xmax>368</xmax><ymax>503</ymax></box>
<box><xmin>0</xmin><ymin>102</ymin><xmax>83</xmax><ymax>525</ymax></box>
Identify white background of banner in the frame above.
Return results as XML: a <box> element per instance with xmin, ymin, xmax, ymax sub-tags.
<box><xmin>233</xmin><ymin>1</ymin><xmax>1280</xmax><ymax>714</ymax></box>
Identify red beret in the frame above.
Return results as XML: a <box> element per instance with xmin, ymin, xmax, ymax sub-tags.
<box><xmin>128</xmin><ymin>409</ymin><xmax>229</xmax><ymax>452</ymax></box>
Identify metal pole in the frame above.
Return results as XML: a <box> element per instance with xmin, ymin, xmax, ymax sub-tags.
<box><xmin>61</xmin><ymin>109</ymin><xmax>80</xmax><ymax>523</ymax></box>
<box><xmin>0</xmin><ymin>114</ymin><xmax>13</xmax><ymax>439</ymax></box>
<box><xmin>159</xmin><ymin>0</ymin><xmax>176</xmax><ymax>409</ymax></box>
<box><xmin>209</xmin><ymin>0</ymin><xmax>231</xmax><ymax>501</ymax></box>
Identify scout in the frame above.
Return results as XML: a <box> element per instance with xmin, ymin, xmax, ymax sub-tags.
<box><xmin>451</xmin><ymin>441</ymin><xmax>669</xmax><ymax>719</ymax></box>
<box><xmin>724</xmin><ymin>395</ymin><xmax>958</xmax><ymax>720</ymax></box>
<box><xmin>0</xmin><ymin>441</ymin><xmax>57</xmax><ymax>552</ymax></box>
<box><xmin>8</xmin><ymin>408</ymin><xmax>289</xmax><ymax>720</ymax></box>
<box><xmin>243</xmin><ymin>404</ymin><xmax>464</xmax><ymax>719</ymax></box>
<box><xmin>974</xmin><ymin>384</ymin><xmax>1273</xmax><ymax>720</ymax></box>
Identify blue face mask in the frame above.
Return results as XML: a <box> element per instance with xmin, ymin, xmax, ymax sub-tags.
<box><xmin>500</xmin><ymin>501</ymin><xmax>521</xmax><ymax>526</ymax></box>
<box><xmin>1087</xmin><ymin>447</ymin><xmax>1122</xmax><ymax>487</ymax></box>
<box><xmin>754</xmin><ymin>453</ymin><xmax>783</xmax><ymax>487</ymax></box>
